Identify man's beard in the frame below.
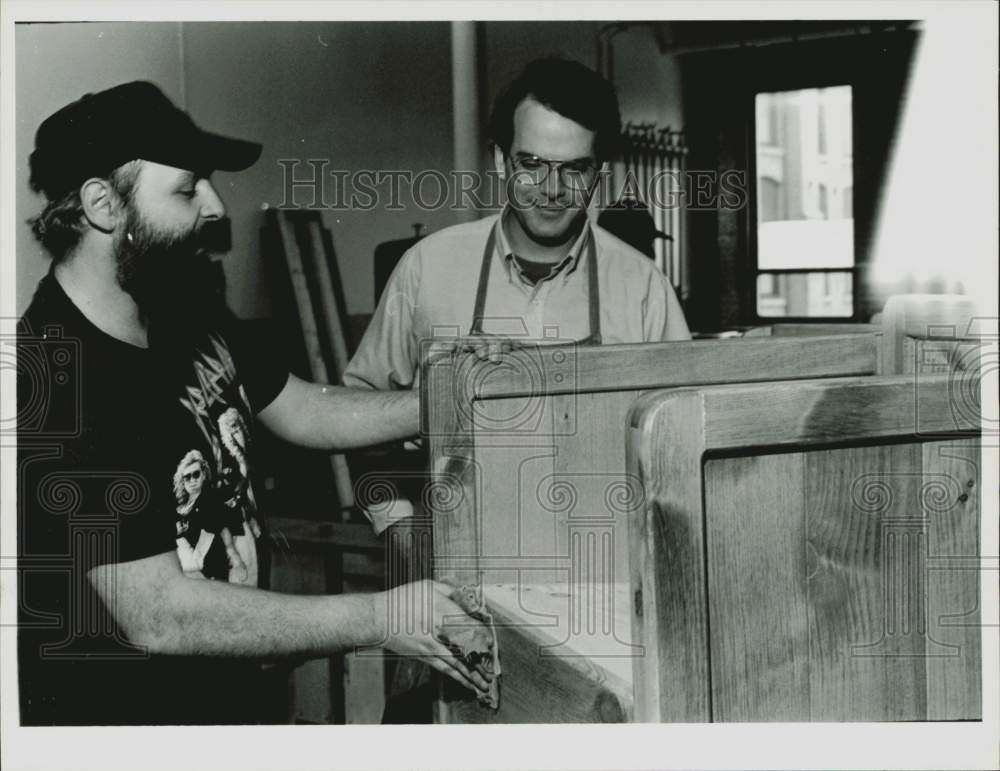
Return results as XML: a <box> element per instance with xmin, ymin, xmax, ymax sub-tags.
<box><xmin>114</xmin><ymin>201</ymin><xmax>228</xmax><ymax>355</ymax></box>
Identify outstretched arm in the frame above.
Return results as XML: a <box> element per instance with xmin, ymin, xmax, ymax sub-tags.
<box><xmin>257</xmin><ymin>373</ymin><xmax>419</xmax><ymax>449</ymax></box>
<box><xmin>258</xmin><ymin>337</ymin><xmax>518</xmax><ymax>451</ymax></box>
<box><xmin>87</xmin><ymin>551</ymin><xmax>492</xmax><ymax>694</ymax></box>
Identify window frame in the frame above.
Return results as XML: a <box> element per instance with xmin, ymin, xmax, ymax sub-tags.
<box><xmin>747</xmin><ymin>80</ymin><xmax>861</xmax><ymax>323</ymax></box>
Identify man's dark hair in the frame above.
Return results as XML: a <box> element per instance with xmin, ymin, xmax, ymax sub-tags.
<box><xmin>27</xmin><ymin>161</ymin><xmax>141</xmax><ymax>261</ymax></box>
<box><xmin>488</xmin><ymin>57</ymin><xmax>622</xmax><ymax>163</ymax></box>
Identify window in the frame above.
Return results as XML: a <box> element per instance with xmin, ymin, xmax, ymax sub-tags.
<box><xmin>759</xmin><ymin>177</ymin><xmax>782</xmax><ymax>222</ymax></box>
<box><xmin>842</xmin><ymin>186</ymin><xmax>853</xmax><ymax>219</ymax></box>
<box><xmin>754</xmin><ymin>86</ymin><xmax>854</xmax><ymax>318</ymax></box>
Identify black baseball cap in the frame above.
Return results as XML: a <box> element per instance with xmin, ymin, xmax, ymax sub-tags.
<box><xmin>29</xmin><ymin>80</ymin><xmax>262</xmax><ymax>200</ymax></box>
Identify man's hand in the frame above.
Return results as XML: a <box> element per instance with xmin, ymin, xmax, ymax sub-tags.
<box><xmin>425</xmin><ymin>334</ymin><xmax>520</xmax><ymax>365</ymax></box>
<box><xmin>374</xmin><ymin>580</ymin><xmax>494</xmax><ymax>697</ymax></box>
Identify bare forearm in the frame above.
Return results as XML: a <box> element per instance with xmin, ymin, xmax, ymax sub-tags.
<box><xmin>310</xmin><ymin>384</ymin><xmax>418</xmax><ymax>449</ymax></box>
<box><xmin>258</xmin><ymin>375</ymin><xmax>419</xmax><ymax>450</ymax></box>
<box><xmin>145</xmin><ymin>578</ymin><xmax>386</xmax><ymax>659</ymax></box>
<box><xmin>91</xmin><ymin>552</ymin><xmax>493</xmax><ymax>695</ymax></box>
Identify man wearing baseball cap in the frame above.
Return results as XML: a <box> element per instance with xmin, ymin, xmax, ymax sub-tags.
<box><xmin>17</xmin><ymin>82</ymin><xmax>494</xmax><ymax>725</ymax></box>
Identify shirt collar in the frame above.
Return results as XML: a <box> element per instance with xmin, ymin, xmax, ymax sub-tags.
<box><xmin>495</xmin><ymin>205</ymin><xmax>592</xmax><ymax>284</ymax></box>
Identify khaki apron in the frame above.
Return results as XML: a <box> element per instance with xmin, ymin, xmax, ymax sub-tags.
<box><xmin>468</xmin><ymin>225</ymin><xmax>603</xmax><ymax>345</ymax></box>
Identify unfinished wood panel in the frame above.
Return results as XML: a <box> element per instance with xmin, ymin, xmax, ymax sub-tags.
<box><xmin>426</xmin><ymin>332</ymin><xmax>942</xmax><ymax>726</ymax></box>
<box><xmin>441</xmin><ymin>584</ymin><xmax>633</xmax><ymax>723</ymax></box>
<box><xmin>426</xmin><ymin>341</ymin><xmax>891</xmax><ymax>601</ymax></box>
<box><xmin>744</xmin><ymin>323</ymin><xmax>879</xmax><ymax>337</ymax></box>
<box><xmin>803</xmin><ymin>444</ymin><xmax>927</xmax><ymax>721</ymax></box>
<box><xmin>901</xmin><ymin>338</ymin><xmax>984</xmax><ymax>377</ymax></box>
<box><xmin>473</xmin><ymin>391</ymin><xmax>646</xmax><ymax>587</ymax></box>
<box><xmin>474</xmin><ymin>335</ymin><xmax>878</xmax><ymax>398</ymax></box>
<box><xmin>474</xmin><ymin>397</ymin><xmax>559</xmax><ymax>585</ymax></box>
<box><xmin>699</xmin><ymin>375</ymin><xmax>978</xmax><ymax>451</ymax></box>
<box><xmin>704</xmin><ymin>452</ymin><xmax>811</xmax><ymax>721</ymax></box>
<box><xmin>629</xmin><ymin>376</ymin><xmax>981</xmax><ymax>723</ymax></box>
<box><xmin>923</xmin><ymin>439</ymin><xmax>982</xmax><ymax>720</ymax></box>
<box><xmin>626</xmin><ymin>391</ymin><xmax>711</xmax><ymax>722</ymax></box>
<box><xmin>550</xmin><ymin>391</ymin><xmax>642</xmax><ymax>586</ymax></box>
<box><xmin>770</xmin><ymin>323</ymin><xmax>880</xmax><ymax>337</ymax></box>
<box><xmin>424</xmin><ymin>352</ymin><xmax>480</xmax><ymax>590</ymax></box>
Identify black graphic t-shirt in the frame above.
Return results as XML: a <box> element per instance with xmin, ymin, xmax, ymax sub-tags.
<box><xmin>17</xmin><ymin>271</ymin><xmax>289</xmax><ymax>725</ymax></box>
<box><xmin>168</xmin><ymin>331</ymin><xmax>268</xmax><ymax>585</ymax></box>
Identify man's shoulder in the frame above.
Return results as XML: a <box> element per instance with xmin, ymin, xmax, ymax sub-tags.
<box><xmin>18</xmin><ymin>272</ymin><xmax>81</xmax><ymax>344</ymax></box>
<box><xmin>405</xmin><ymin>215</ymin><xmax>496</xmax><ymax>263</ymax></box>
<box><xmin>591</xmin><ymin>223</ymin><xmax>664</xmax><ymax>280</ymax></box>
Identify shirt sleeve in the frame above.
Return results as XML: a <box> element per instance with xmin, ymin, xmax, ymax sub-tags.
<box><xmin>226</xmin><ymin>319</ymin><xmax>291</xmax><ymax>413</ymax></box>
<box><xmin>643</xmin><ymin>271</ymin><xmax>692</xmax><ymax>342</ymax></box>
<box><xmin>343</xmin><ymin>246</ymin><xmax>421</xmax><ymax>391</ymax></box>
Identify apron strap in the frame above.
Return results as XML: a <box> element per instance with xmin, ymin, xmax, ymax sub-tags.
<box><xmin>470</xmin><ymin>221</ymin><xmax>601</xmax><ymax>345</ymax></box>
<box><xmin>469</xmin><ymin>227</ymin><xmax>496</xmax><ymax>336</ymax></box>
<box><xmin>583</xmin><ymin>234</ymin><xmax>602</xmax><ymax>345</ymax></box>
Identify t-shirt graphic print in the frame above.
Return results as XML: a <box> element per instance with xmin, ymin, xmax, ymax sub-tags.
<box><xmin>170</xmin><ymin>333</ymin><xmax>261</xmax><ymax>585</ymax></box>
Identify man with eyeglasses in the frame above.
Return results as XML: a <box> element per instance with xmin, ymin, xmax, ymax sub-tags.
<box><xmin>347</xmin><ymin>57</ymin><xmax>689</xmax><ymax>397</ymax></box>
<box><xmin>344</xmin><ymin>58</ymin><xmax>691</xmax><ymax>722</ymax></box>
<box><xmin>344</xmin><ymin>57</ymin><xmax>691</xmax><ymax>525</ymax></box>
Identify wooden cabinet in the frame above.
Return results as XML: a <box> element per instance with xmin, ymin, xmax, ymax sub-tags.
<box><xmin>628</xmin><ymin>376</ymin><xmax>981</xmax><ymax>721</ymax></box>
<box><xmin>423</xmin><ymin>298</ymin><xmax>986</xmax><ymax>723</ymax></box>
<box><xmin>423</xmin><ymin>331</ymin><xmax>885</xmax><ymax>723</ymax></box>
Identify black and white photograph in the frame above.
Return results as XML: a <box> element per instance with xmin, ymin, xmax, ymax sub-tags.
<box><xmin>1</xmin><ymin>2</ymin><xmax>997</xmax><ymax>770</ymax></box>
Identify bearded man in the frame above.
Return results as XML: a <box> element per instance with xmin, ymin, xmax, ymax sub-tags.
<box><xmin>16</xmin><ymin>81</ymin><xmax>494</xmax><ymax>725</ymax></box>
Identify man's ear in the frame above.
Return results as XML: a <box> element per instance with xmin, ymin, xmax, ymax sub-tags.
<box><xmin>79</xmin><ymin>178</ymin><xmax>118</xmax><ymax>234</ymax></box>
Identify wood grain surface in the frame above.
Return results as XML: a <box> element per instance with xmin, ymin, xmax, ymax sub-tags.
<box><xmin>758</xmin><ymin>323</ymin><xmax>880</xmax><ymax>337</ymax></box>
<box><xmin>469</xmin><ymin>335</ymin><xmax>879</xmax><ymax>399</ymax></box>
<box><xmin>439</xmin><ymin>583</ymin><xmax>635</xmax><ymax>723</ymax></box>
<box><xmin>686</xmin><ymin>375</ymin><xmax>979</xmax><ymax>449</ymax></box>
<box><xmin>922</xmin><ymin>439</ymin><xmax>982</xmax><ymax>720</ymax></box>
<box><xmin>628</xmin><ymin>375</ymin><xmax>981</xmax><ymax>722</ymax></box>
<box><xmin>627</xmin><ymin>390</ymin><xmax>711</xmax><ymax>722</ymax></box>
<box><xmin>425</xmin><ymin>335</ymin><xmax>888</xmax><ymax>724</ymax></box>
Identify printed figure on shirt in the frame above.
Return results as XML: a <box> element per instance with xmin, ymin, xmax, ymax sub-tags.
<box><xmin>173</xmin><ymin>449</ymin><xmax>214</xmax><ymax>575</ymax></box>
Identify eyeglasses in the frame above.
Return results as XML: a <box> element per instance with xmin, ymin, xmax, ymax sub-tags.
<box><xmin>509</xmin><ymin>155</ymin><xmax>597</xmax><ymax>192</ymax></box>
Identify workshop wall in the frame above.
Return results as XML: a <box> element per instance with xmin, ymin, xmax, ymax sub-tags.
<box><xmin>181</xmin><ymin>22</ymin><xmax>456</xmax><ymax>319</ymax></box>
<box><xmin>15</xmin><ymin>21</ymin><xmax>683</xmax><ymax>320</ymax></box>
